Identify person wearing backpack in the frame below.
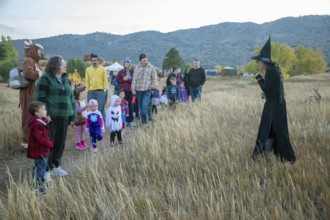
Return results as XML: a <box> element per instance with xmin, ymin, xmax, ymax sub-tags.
<box><xmin>19</xmin><ymin>40</ymin><xmax>44</xmax><ymax>150</ymax></box>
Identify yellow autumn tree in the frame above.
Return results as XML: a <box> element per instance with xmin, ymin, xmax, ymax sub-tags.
<box><xmin>294</xmin><ymin>46</ymin><xmax>327</xmax><ymax>75</ymax></box>
<box><xmin>68</xmin><ymin>69</ymin><xmax>84</xmax><ymax>87</ymax></box>
<box><xmin>244</xmin><ymin>42</ymin><xmax>296</xmax><ymax>80</ymax></box>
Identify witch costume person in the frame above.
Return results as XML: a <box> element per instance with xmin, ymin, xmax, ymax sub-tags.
<box><xmin>251</xmin><ymin>36</ymin><xmax>296</xmax><ymax>164</ymax></box>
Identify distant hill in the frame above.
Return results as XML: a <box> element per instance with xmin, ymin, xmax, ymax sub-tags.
<box><xmin>12</xmin><ymin>15</ymin><xmax>330</xmax><ymax>69</ymax></box>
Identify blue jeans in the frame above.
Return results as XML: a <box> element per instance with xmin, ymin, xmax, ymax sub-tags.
<box><xmin>88</xmin><ymin>90</ymin><xmax>106</xmax><ymax>117</ymax></box>
<box><xmin>136</xmin><ymin>90</ymin><xmax>152</xmax><ymax>124</ymax></box>
<box><xmin>32</xmin><ymin>157</ymin><xmax>48</xmax><ymax>183</ymax></box>
<box><xmin>190</xmin><ymin>86</ymin><xmax>202</xmax><ymax>102</ymax></box>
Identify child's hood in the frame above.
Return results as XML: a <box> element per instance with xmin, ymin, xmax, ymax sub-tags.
<box><xmin>110</xmin><ymin>95</ymin><xmax>120</xmax><ymax>107</ymax></box>
<box><xmin>28</xmin><ymin>115</ymin><xmax>48</xmax><ymax>127</ymax></box>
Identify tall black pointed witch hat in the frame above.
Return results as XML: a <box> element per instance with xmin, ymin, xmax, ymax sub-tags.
<box><xmin>251</xmin><ymin>36</ymin><xmax>273</xmax><ymax>63</ymax></box>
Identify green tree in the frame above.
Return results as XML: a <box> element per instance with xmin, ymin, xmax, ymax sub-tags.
<box><xmin>184</xmin><ymin>63</ymin><xmax>192</xmax><ymax>73</ymax></box>
<box><xmin>162</xmin><ymin>48</ymin><xmax>184</xmax><ymax>71</ymax></box>
<box><xmin>67</xmin><ymin>58</ymin><xmax>87</xmax><ymax>78</ymax></box>
<box><xmin>0</xmin><ymin>58</ymin><xmax>19</xmax><ymax>82</ymax></box>
<box><xmin>294</xmin><ymin>46</ymin><xmax>327</xmax><ymax>75</ymax></box>
<box><xmin>0</xmin><ymin>36</ymin><xmax>19</xmax><ymax>61</ymax></box>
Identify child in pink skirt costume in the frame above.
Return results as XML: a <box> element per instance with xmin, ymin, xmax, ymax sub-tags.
<box><xmin>74</xmin><ymin>86</ymin><xmax>88</xmax><ymax>150</ymax></box>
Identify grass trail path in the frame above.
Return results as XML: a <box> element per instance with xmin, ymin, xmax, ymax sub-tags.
<box><xmin>0</xmin><ymin>116</ymin><xmax>149</xmax><ymax>199</ymax></box>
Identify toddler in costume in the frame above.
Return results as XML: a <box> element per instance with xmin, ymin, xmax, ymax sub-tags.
<box><xmin>74</xmin><ymin>86</ymin><xmax>88</xmax><ymax>150</ymax></box>
<box><xmin>160</xmin><ymin>87</ymin><xmax>169</xmax><ymax>107</ymax></box>
<box><xmin>86</xmin><ymin>99</ymin><xmax>105</xmax><ymax>153</ymax></box>
<box><xmin>178</xmin><ymin>82</ymin><xmax>189</xmax><ymax>103</ymax></box>
<box><xmin>106</xmin><ymin>95</ymin><xmax>123</xmax><ymax>145</ymax></box>
<box><xmin>151</xmin><ymin>88</ymin><xmax>160</xmax><ymax>114</ymax></box>
<box><xmin>118</xmin><ymin>90</ymin><xmax>129</xmax><ymax>132</ymax></box>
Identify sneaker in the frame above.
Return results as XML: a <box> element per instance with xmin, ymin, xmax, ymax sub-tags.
<box><xmin>80</xmin><ymin>141</ymin><xmax>87</xmax><ymax>148</ymax></box>
<box><xmin>43</xmin><ymin>171</ymin><xmax>51</xmax><ymax>182</ymax></box>
<box><xmin>110</xmin><ymin>142</ymin><xmax>115</xmax><ymax>147</ymax></box>
<box><xmin>21</xmin><ymin>142</ymin><xmax>28</xmax><ymax>153</ymax></box>
<box><xmin>92</xmin><ymin>148</ymin><xmax>98</xmax><ymax>153</ymax></box>
<box><xmin>21</xmin><ymin>142</ymin><xmax>28</xmax><ymax>149</ymax></box>
<box><xmin>51</xmin><ymin>166</ymin><xmax>68</xmax><ymax>177</ymax></box>
<box><xmin>76</xmin><ymin>143</ymin><xmax>86</xmax><ymax>151</ymax></box>
<box><xmin>119</xmin><ymin>140</ymin><xmax>124</xmax><ymax>145</ymax></box>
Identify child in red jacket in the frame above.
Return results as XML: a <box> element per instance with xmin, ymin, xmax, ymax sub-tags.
<box><xmin>118</xmin><ymin>90</ymin><xmax>129</xmax><ymax>132</ymax></box>
<box><xmin>27</xmin><ymin>101</ymin><xmax>53</xmax><ymax>194</ymax></box>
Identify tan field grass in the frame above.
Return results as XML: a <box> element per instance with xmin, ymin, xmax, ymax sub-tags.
<box><xmin>0</xmin><ymin>87</ymin><xmax>21</xmax><ymax>160</ymax></box>
<box><xmin>0</xmin><ymin>74</ymin><xmax>329</xmax><ymax>219</ymax></box>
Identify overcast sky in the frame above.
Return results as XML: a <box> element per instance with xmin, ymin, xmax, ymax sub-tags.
<box><xmin>0</xmin><ymin>0</ymin><xmax>329</xmax><ymax>40</ymax></box>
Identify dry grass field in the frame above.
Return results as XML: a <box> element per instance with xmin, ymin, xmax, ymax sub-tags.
<box><xmin>0</xmin><ymin>74</ymin><xmax>329</xmax><ymax>219</ymax></box>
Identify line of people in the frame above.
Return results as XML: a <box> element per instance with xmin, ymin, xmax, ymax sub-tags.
<box><xmin>22</xmin><ymin>37</ymin><xmax>296</xmax><ymax>195</ymax></box>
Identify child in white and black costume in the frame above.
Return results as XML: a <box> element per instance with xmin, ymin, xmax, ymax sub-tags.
<box><xmin>106</xmin><ymin>95</ymin><xmax>123</xmax><ymax>145</ymax></box>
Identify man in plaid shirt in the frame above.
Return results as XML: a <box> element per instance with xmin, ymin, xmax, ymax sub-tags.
<box><xmin>131</xmin><ymin>54</ymin><xmax>158</xmax><ymax>127</ymax></box>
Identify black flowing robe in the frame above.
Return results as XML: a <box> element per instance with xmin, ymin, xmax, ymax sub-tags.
<box><xmin>252</xmin><ymin>65</ymin><xmax>296</xmax><ymax>163</ymax></box>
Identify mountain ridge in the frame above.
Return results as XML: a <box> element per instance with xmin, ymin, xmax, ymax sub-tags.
<box><xmin>12</xmin><ymin>15</ymin><xmax>330</xmax><ymax>69</ymax></box>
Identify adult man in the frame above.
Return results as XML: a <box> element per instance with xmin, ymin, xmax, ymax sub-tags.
<box><xmin>187</xmin><ymin>59</ymin><xmax>206</xmax><ymax>101</ymax></box>
<box><xmin>131</xmin><ymin>54</ymin><xmax>158</xmax><ymax>126</ymax></box>
<box><xmin>85</xmin><ymin>53</ymin><xmax>108</xmax><ymax>117</ymax></box>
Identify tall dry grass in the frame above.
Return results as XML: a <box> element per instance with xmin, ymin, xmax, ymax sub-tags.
<box><xmin>0</xmin><ymin>74</ymin><xmax>329</xmax><ymax>219</ymax></box>
<box><xmin>0</xmin><ymin>86</ymin><xmax>21</xmax><ymax>160</ymax></box>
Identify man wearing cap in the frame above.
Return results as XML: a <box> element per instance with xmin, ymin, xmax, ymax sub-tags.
<box><xmin>251</xmin><ymin>36</ymin><xmax>296</xmax><ymax>164</ymax></box>
<box><xmin>85</xmin><ymin>53</ymin><xmax>108</xmax><ymax>118</ymax></box>
<box><xmin>131</xmin><ymin>54</ymin><xmax>158</xmax><ymax>126</ymax></box>
<box><xmin>20</xmin><ymin>40</ymin><xmax>44</xmax><ymax>149</ymax></box>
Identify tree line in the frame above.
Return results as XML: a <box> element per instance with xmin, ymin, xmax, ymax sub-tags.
<box><xmin>162</xmin><ymin>45</ymin><xmax>327</xmax><ymax>78</ymax></box>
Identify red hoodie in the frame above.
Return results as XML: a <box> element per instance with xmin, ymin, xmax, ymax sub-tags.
<box><xmin>27</xmin><ymin>115</ymin><xmax>53</xmax><ymax>159</ymax></box>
